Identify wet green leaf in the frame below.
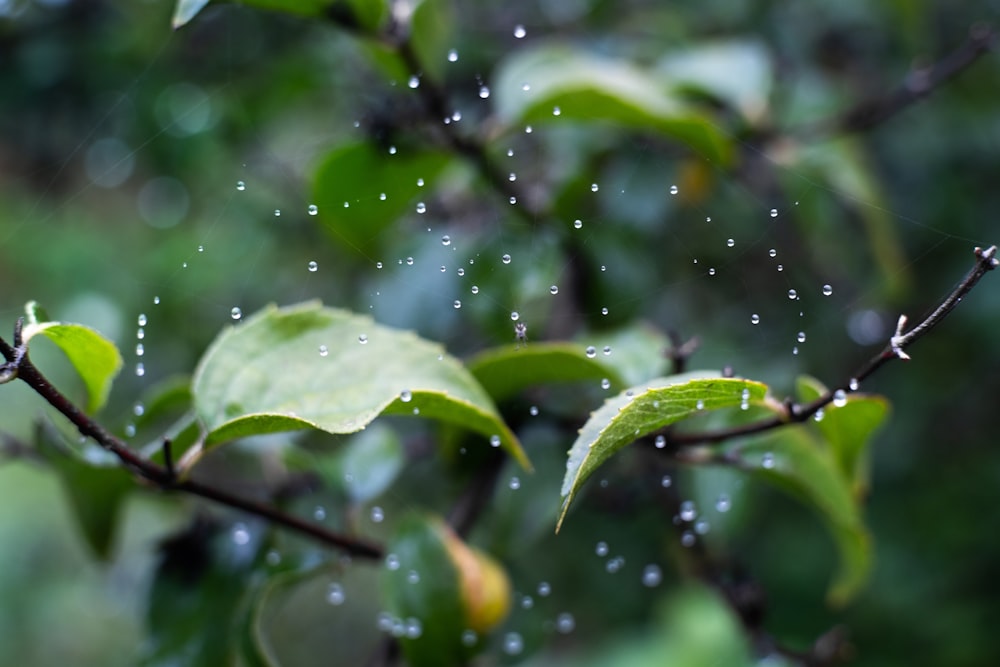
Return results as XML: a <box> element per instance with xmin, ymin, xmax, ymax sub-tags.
<box><xmin>22</xmin><ymin>300</ymin><xmax>123</xmax><ymax>414</ymax></box>
<box><xmin>729</xmin><ymin>426</ymin><xmax>871</xmax><ymax>606</ymax></box>
<box><xmin>559</xmin><ymin>373</ymin><xmax>767</xmax><ymax>530</ymax></box>
<box><xmin>331</xmin><ymin>424</ymin><xmax>405</xmax><ymax>504</ymax></box>
<box><xmin>796</xmin><ymin>376</ymin><xmax>890</xmax><ymax>497</ymax></box>
<box><xmin>312</xmin><ymin>142</ymin><xmax>451</xmax><ymax>254</ymax></box>
<box><xmin>192</xmin><ymin>301</ymin><xmax>528</xmax><ymax>469</ymax></box>
<box><xmin>493</xmin><ymin>45</ymin><xmax>733</xmax><ymax>164</ymax></box>
<box><xmin>468</xmin><ymin>342</ymin><xmax>625</xmax><ymax>403</ymax></box>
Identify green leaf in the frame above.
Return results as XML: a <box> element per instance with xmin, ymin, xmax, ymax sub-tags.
<box><xmin>22</xmin><ymin>300</ymin><xmax>123</xmax><ymax>414</ymax></box>
<box><xmin>173</xmin><ymin>0</ymin><xmax>385</xmax><ymax>31</ymax></box>
<box><xmin>656</xmin><ymin>40</ymin><xmax>773</xmax><ymax>124</ymax></box>
<box><xmin>409</xmin><ymin>0</ymin><xmax>453</xmax><ymax>83</ymax></box>
<box><xmin>34</xmin><ymin>425</ymin><xmax>133</xmax><ymax>560</ymax></box>
<box><xmin>729</xmin><ymin>426</ymin><xmax>871</xmax><ymax>606</ymax></box>
<box><xmin>330</xmin><ymin>423</ymin><xmax>405</xmax><ymax>504</ymax></box>
<box><xmin>796</xmin><ymin>376</ymin><xmax>890</xmax><ymax>497</ymax></box>
<box><xmin>493</xmin><ymin>45</ymin><xmax>733</xmax><ymax>164</ymax></box>
<box><xmin>172</xmin><ymin>0</ymin><xmax>210</xmax><ymax>28</ymax></box>
<box><xmin>468</xmin><ymin>342</ymin><xmax>626</xmax><ymax>403</ymax></box>
<box><xmin>381</xmin><ymin>514</ymin><xmax>470</xmax><ymax>667</ymax></box>
<box><xmin>558</xmin><ymin>373</ymin><xmax>766</xmax><ymax>530</ymax></box>
<box><xmin>312</xmin><ymin>142</ymin><xmax>451</xmax><ymax>253</ymax></box>
<box><xmin>192</xmin><ymin>301</ymin><xmax>529</xmax><ymax>469</ymax></box>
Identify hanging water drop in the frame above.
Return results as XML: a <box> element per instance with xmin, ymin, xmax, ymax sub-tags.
<box><xmin>513</xmin><ymin>24</ymin><xmax>526</xmax><ymax>38</ymax></box>
<box><xmin>823</xmin><ymin>284</ymin><xmax>833</xmax><ymax>296</ymax></box>
<box><xmin>788</xmin><ymin>289</ymin><xmax>798</xmax><ymax>300</ymax></box>
<box><xmin>479</xmin><ymin>85</ymin><xmax>490</xmax><ymax>99</ymax></box>
<box><xmin>308</xmin><ymin>204</ymin><xmax>318</xmax><ymax>215</ymax></box>
<box><xmin>453</xmin><ymin>300</ymin><xmax>462</xmax><ymax>309</ymax></box>
<box><xmin>416</xmin><ymin>202</ymin><xmax>426</xmax><ymax>214</ymax></box>
<box><xmin>447</xmin><ymin>49</ymin><xmax>458</xmax><ymax>62</ymax></box>
<box><xmin>573</xmin><ymin>219</ymin><xmax>583</xmax><ymax>229</ymax></box>
<box><xmin>358</xmin><ymin>334</ymin><xmax>368</xmax><ymax>344</ymax></box>
<box><xmin>727</xmin><ymin>238</ymin><xmax>735</xmax><ymax>248</ymax></box>
<box><xmin>751</xmin><ymin>313</ymin><xmax>760</xmax><ymax>325</ymax></box>
<box><xmin>769</xmin><ymin>208</ymin><xmax>778</xmax><ymax>218</ymax></box>
<box><xmin>585</xmin><ymin>346</ymin><xmax>597</xmax><ymax>358</ymax></box>
<box><xmin>669</xmin><ymin>184</ymin><xmax>678</xmax><ymax>195</ymax></box>
<box><xmin>833</xmin><ymin>389</ymin><xmax>848</xmax><ymax>407</ymax></box>
<box><xmin>230</xmin><ymin>307</ymin><xmax>242</xmax><ymax>320</ymax></box>
<box><xmin>501</xmin><ymin>253</ymin><xmax>511</xmax><ymax>264</ymax></box>
<box><xmin>407</xmin><ymin>75</ymin><xmax>419</xmax><ymax>89</ymax></box>
<box><xmin>236</xmin><ymin>180</ymin><xmax>245</xmax><ymax>191</ymax></box>
<box><xmin>308</xmin><ymin>261</ymin><xmax>318</xmax><ymax>272</ymax></box>
<box><xmin>550</xmin><ymin>285</ymin><xmax>559</xmax><ymax>295</ymax></box>
<box><xmin>319</xmin><ymin>345</ymin><xmax>328</xmax><ymax>357</ymax></box>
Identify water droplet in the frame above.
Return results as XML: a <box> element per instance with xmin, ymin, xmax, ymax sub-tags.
<box><xmin>537</xmin><ymin>581</ymin><xmax>551</xmax><ymax>596</ymax></box>
<box><xmin>529</xmin><ymin>405</ymin><xmax>539</xmax><ymax>416</ymax></box>
<box><xmin>232</xmin><ymin>523</ymin><xmax>251</xmax><ymax>546</ymax></box>
<box><xmin>406</xmin><ymin>256</ymin><xmax>414</xmax><ymax>266</ymax></box>
<box><xmin>770</xmin><ymin>208</ymin><xmax>778</xmax><ymax>218</ymax></box>
<box><xmin>313</xmin><ymin>505</ymin><xmax>326</xmax><ymax>521</ymax></box>
<box><xmin>501</xmin><ymin>253</ymin><xmax>511</xmax><ymax>264</ymax></box>
<box><xmin>642</xmin><ymin>564</ymin><xmax>662</xmax><ymax>587</ymax></box>
<box><xmin>439</xmin><ymin>265</ymin><xmax>446</xmax><ymax>273</ymax></box>
<box><xmin>573</xmin><ymin>218</ymin><xmax>583</xmax><ymax>229</ymax></box>
<box><xmin>470</xmin><ymin>285</ymin><xmax>479</xmax><ymax>294</ymax></box>
<box><xmin>308</xmin><ymin>204</ymin><xmax>319</xmax><ymax>216</ymax></box>
<box><xmin>135</xmin><ymin>343</ymin><xmax>144</xmax><ymax>357</ymax></box>
<box><xmin>388</xmin><ymin>145</ymin><xmax>397</xmax><ymax>155</ymax></box>
<box><xmin>308</xmin><ymin>261</ymin><xmax>318</xmax><ymax>272</ymax></box>
<box><xmin>849</xmin><ymin>378</ymin><xmax>860</xmax><ymax>391</ymax></box>
<box><xmin>152</xmin><ymin>296</ymin><xmax>160</xmax><ymax>305</ymax></box>
<box><xmin>525</xmin><ymin>125</ymin><xmax>533</xmax><ymax>133</ymax></box>
<box><xmin>508</xmin><ymin>196</ymin><xmax>517</xmax><ymax>204</ymax></box>
<box><xmin>661</xmin><ymin>475</ymin><xmax>672</xmax><ymax>488</ymax></box>
<box><xmin>585</xmin><ymin>346</ymin><xmax>597</xmax><ymax>358</ymax></box>
<box><xmin>761</xmin><ymin>452</ymin><xmax>775</xmax><ymax>469</ymax></box>
<box><xmin>591</xmin><ymin>183</ymin><xmax>599</xmax><ymax>192</ymax></box>
<box><xmin>274</xmin><ymin>209</ymin><xmax>281</xmax><ymax>217</ymax></box>
<box><xmin>138</xmin><ymin>314</ymin><xmax>147</xmax><ymax>326</ymax></box>
<box><xmin>447</xmin><ymin>49</ymin><xmax>458</xmax><ymax>62</ymax></box>
<box><xmin>490</xmin><ymin>434</ymin><xmax>501</xmax><ymax>447</ymax></box>
<box><xmin>197</xmin><ymin>245</ymin><xmax>204</xmax><ymax>253</ymax></box>
<box><xmin>327</xmin><ymin>583</ymin><xmax>346</xmax><ymax>605</ymax></box>
<box><xmin>478</xmin><ymin>85</ymin><xmax>490</xmax><ymax>99</ymax></box>
<box><xmin>230</xmin><ymin>307</ymin><xmax>242</xmax><ymax>320</ymax></box>
<box><xmin>769</xmin><ymin>248</ymin><xmax>777</xmax><ymax>258</ymax></box>
<box><xmin>236</xmin><ymin>180</ymin><xmax>245</xmax><ymax>191</ymax></box>
<box><xmin>708</xmin><ymin>267</ymin><xmax>716</xmax><ymax>276</ymax></box>
<box><xmin>814</xmin><ymin>408</ymin><xmax>825</xmax><ymax>422</ymax></box>
<box><xmin>416</xmin><ymin>201</ymin><xmax>426</xmax><ymax>214</ymax></box>
<box><xmin>833</xmin><ymin>389</ymin><xmax>848</xmax><ymax>407</ymax></box>
<box><xmin>375</xmin><ymin>261</ymin><xmax>383</xmax><ymax>269</ymax></box>
<box><xmin>787</xmin><ymin>289</ymin><xmax>798</xmax><ymax>300</ymax></box>
<box><xmin>385</xmin><ymin>553</ymin><xmax>400</xmax><ymax>570</ymax></box>
<box><xmin>751</xmin><ymin>313</ymin><xmax>760</xmax><ymax>325</ymax></box>
<box><xmin>669</xmin><ymin>184</ymin><xmax>678</xmax><ymax>195</ymax></box>
<box><xmin>549</xmin><ymin>285</ymin><xmax>559</xmax><ymax>295</ymax></box>
<box><xmin>695</xmin><ymin>520</ymin><xmax>710</xmax><ymax>535</ymax></box>
<box><xmin>595</xmin><ymin>541</ymin><xmax>609</xmax><ymax>557</ymax></box>
<box><xmin>521</xmin><ymin>83</ymin><xmax>530</xmax><ymax>92</ymax></box>
<box><xmin>679</xmin><ymin>500</ymin><xmax>697</xmax><ymax>522</ymax></box>
<box><xmin>408</xmin><ymin>75</ymin><xmax>419</xmax><ymax>89</ymax></box>
<box><xmin>556</xmin><ymin>613</ymin><xmax>575</xmax><ymax>634</ymax></box>
<box><xmin>550</xmin><ymin>105</ymin><xmax>561</xmax><ymax>116</ymax></box>
<box><xmin>601</xmin><ymin>307</ymin><xmax>609</xmax><ymax>315</ymax></box>
<box><xmin>400</xmin><ymin>390</ymin><xmax>412</xmax><ymax>403</ymax></box>
<box><xmin>513</xmin><ymin>24</ymin><xmax>526</xmax><ymax>38</ymax></box>
<box><xmin>379</xmin><ymin>192</ymin><xmax>387</xmax><ymax>201</ymax></box>
<box><xmin>797</xmin><ymin>331</ymin><xmax>806</xmax><ymax>343</ymax></box>
<box><xmin>777</xmin><ymin>264</ymin><xmax>784</xmax><ymax>272</ymax></box>
<box><xmin>695</xmin><ymin>399</ymin><xmax>704</xmax><ymax>410</ymax></box>
<box><xmin>654</xmin><ymin>434</ymin><xmax>666</xmax><ymax>449</ymax></box>
<box><xmin>508</xmin><ymin>172</ymin><xmax>517</xmax><ymax>182</ymax></box>
<box><xmin>727</xmin><ymin>238</ymin><xmax>735</xmax><ymax>248</ymax></box>
<box><xmin>681</xmin><ymin>531</ymin><xmax>696</xmax><ymax>547</ymax></box>
<box><xmin>509</xmin><ymin>476</ymin><xmax>521</xmax><ymax>490</ymax></box>
<box><xmin>602</xmin><ymin>346</ymin><xmax>612</xmax><ymax>357</ymax></box>
<box><xmin>716</xmin><ymin>494</ymin><xmax>731</xmax><ymax>512</ymax></box>
<box><xmin>358</xmin><ymin>334</ymin><xmax>368</xmax><ymax>344</ymax></box>
<box><xmin>510</xmin><ymin>311</ymin><xmax>519</xmax><ymax>321</ymax></box>
<box><xmin>503</xmin><ymin>632</ymin><xmax>524</xmax><ymax>655</ymax></box>
<box><xmin>135</xmin><ymin>363</ymin><xmax>145</xmax><ymax>377</ymax></box>
<box><xmin>457</xmin><ymin>268</ymin><xmax>465</xmax><ymax>276</ymax></box>
<box><xmin>600</xmin><ymin>378</ymin><xmax>611</xmax><ymax>390</ymax></box>
<box><xmin>823</xmin><ymin>284</ymin><xmax>833</xmax><ymax>296</ymax></box>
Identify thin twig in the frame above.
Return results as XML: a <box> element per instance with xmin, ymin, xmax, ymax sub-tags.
<box><xmin>801</xmin><ymin>24</ymin><xmax>995</xmax><ymax>139</ymax></box>
<box><xmin>0</xmin><ymin>331</ymin><xmax>384</xmax><ymax>560</ymax></box>
<box><xmin>667</xmin><ymin>245</ymin><xmax>997</xmax><ymax>446</ymax></box>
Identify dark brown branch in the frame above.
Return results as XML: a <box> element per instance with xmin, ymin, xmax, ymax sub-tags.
<box><xmin>803</xmin><ymin>24</ymin><xmax>995</xmax><ymax>139</ymax></box>
<box><xmin>668</xmin><ymin>245</ymin><xmax>997</xmax><ymax>447</ymax></box>
<box><xmin>0</xmin><ymin>331</ymin><xmax>384</xmax><ymax>560</ymax></box>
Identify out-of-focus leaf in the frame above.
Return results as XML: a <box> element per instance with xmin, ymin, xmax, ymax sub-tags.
<box><xmin>21</xmin><ymin>301</ymin><xmax>122</xmax><ymax>414</ymax></box>
<box><xmin>729</xmin><ymin>425</ymin><xmax>871</xmax><ymax>606</ymax></box>
<box><xmin>796</xmin><ymin>376</ymin><xmax>890</xmax><ymax>497</ymax></box>
<box><xmin>141</xmin><ymin>517</ymin><xmax>265</xmax><ymax>667</ymax></box>
<box><xmin>312</xmin><ymin>142</ymin><xmax>451</xmax><ymax>254</ymax></box>
<box><xmin>559</xmin><ymin>373</ymin><xmax>767</xmax><ymax>530</ymax></box>
<box><xmin>34</xmin><ymin>424</ymin><xmax>132</xmax><ymax>560</ymax></box>
<box><xmin>173</xmin><ymin>0</ymin><xmax>385</xmax><ymax>31</ymax></box>
<box><xmin>330</xmin><ymin>423</ymin><xmax>405</xmax><ymax>504</ymax></box>
<box><xmin>192</xmin><ymin>301</ymin><xmax>529</xmax><ymax>469</ymax></box>
<box><xmin>468</xmin><ymin>343</ymin><xmax>625</xmax><ymax>403</ymax></box>
<box><xmin>409</xmin><ymin>0</ymin><xmax>452</xmax><ymax>82</ymax></box>
<box><xmin>493</xmin><ymin>45</ymin><xmax>733</xmax><ymax>164</ymax></box>
<box><xmin>575</xmin><ymin>585</ymin><xmax>754</xmax><ymax>667</ymax></box>
<box><xmin>382</xmin><ymin>514</ymin><xmax>510</xmax><ymax>663</ymax></box>
<box><xmin>792</xmin><ymin>139</ymin><xmax>910</xmax><ymax>298</ymax></box>
<box><xmin>581</xmin><ymin>323</ymin><xmax>671</xmax><ymax>386</ymax></box>
<box><xmin>657</xmin><ymin>40</ymin><xmax>773</xmax><ymax>124</ymax></box>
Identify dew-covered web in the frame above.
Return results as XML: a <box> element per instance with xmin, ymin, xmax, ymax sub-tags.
<box><xmin>4</xmin><ymin>5</ymin><xmax>995</xmax><ymax>659</ymax></box>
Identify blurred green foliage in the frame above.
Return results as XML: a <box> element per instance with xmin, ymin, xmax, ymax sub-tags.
<box><xmin>2</xmin><ymin>0</ymin><xmax>1000</xmax><ymax>666</ymax></box>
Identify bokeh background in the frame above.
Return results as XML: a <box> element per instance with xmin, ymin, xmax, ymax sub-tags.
<box><xmin>1</xmin><ymin>0</ymin><xmax>999</xmax><ymax>665</ymax></box>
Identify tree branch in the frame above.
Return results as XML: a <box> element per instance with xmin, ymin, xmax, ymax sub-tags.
<box><xmin>801</xmin><ymin>24</ymin><xmax>995</xmax><ymax>139</ymax></box>
<box><xmin>0</xmin><ymin>331</ymin><xmax>384</xmax><ymax>560</ymax></box>
<box><xmin>667</xmin><ymin>244</ymin><xmax>997</xmax><ymax>447</ymax></box>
